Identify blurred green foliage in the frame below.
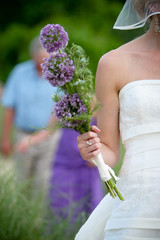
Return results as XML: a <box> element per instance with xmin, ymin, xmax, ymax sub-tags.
<box><xmin>0</xmin><ymin>0</ymin><xmax>144</xmax><ymax>84</ymax></box>
<box><xmin>0</xmin><ymin>159</ymin><xmax>88</xmax><ymax>240</ymax></box>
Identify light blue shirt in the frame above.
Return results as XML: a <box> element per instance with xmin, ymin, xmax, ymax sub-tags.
<box><xmin>2</xmin><ymin>60</ymin><xmax>57</xmax><ymax>132</ymax></box>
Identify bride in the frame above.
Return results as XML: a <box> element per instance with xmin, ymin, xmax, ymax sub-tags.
<box><xmin>75</xmin><ymin>0</ymin><xmax>160</xmax><ymax>239</ymax></box>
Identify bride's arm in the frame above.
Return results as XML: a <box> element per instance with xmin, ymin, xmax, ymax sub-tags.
<box><xmin>77</xmin><ymin>51</ymin><xmax>122</xmax><ymax>168</ymax></box>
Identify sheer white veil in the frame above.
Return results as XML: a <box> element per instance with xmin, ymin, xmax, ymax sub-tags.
<box><xmin>113</xmin><ymin>0</ymin><xmax>160</xmax><ymax>30</ymax></box>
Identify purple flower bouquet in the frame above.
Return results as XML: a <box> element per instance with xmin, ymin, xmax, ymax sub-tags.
<box><xmin>40</xmin><ymin>24</ymin><xmax>124</xmax><ymax>200</ymax></box>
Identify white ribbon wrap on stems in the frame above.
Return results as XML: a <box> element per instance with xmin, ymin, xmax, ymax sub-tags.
<box><xmin>92</xmin><ymin>153</ymin><xmax>119</xmax><ymax>182</ymax></box>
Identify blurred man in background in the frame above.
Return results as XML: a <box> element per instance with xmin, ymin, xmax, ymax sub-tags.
<box><xmin>1</xmin><ymin>36</ymin><xmax>57</xmax><ymax>195</ymax></box>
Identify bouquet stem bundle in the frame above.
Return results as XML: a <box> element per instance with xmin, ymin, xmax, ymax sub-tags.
<box><xmin>94</xmin><ymin>153</ymin><xmax>124</xmax><ymax>200</ymax></box>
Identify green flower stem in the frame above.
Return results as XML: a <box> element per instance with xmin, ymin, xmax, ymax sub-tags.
<box><xmin>113</xmin><ymin>185</ymin><xmax>124</xmax><ymax>201</ymax></box>
<box><xmin>108</xmin><ymin>170</ymin><xmax>124</xmax><ymax>200</ymax></box>
<box><xmin>105</xmin><ymin>178</ymin><xmax>124</xmax><ymax>201</ymax></box>
<box><xmin>105</xmin><ymin>181</ymin><xmax>116</xmax><ymax>198</ymax></box>
<box><xmin>74</xmin><ymin>57</ymin><xmax>80</xmax><ymax>70</ymax></box>
<box><xmin>64</xmin><ymin>83</ymin><xmax>72</xmax><ymax>94</ymax></box>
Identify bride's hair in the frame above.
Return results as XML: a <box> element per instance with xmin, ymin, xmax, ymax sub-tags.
<box><xmin>132</xmin><ymin>0</ymin><xmax>146</xmax><ymax>17</ymax></box>
<box><xmin>132</xmin><ymin>0</ymin><xmax>160</xmax><ymax>17</ymax></box>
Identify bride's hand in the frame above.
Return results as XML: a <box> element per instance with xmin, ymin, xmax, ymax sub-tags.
<box><xmin>77</xmin><ymin>125</ymin><xmax>101</xmax><ymax>161</ymax></box>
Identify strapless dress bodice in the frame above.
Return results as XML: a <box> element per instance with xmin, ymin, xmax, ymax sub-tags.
<box><xmin>75</xmin><ymin>80</ymin><xmax>160</xmax><ymax>240</ymax></box>
<box><xmin>119</xmin><ymin>79</ymin><xmax>160</xmax><ymax>143</ymax></box>
<box><xmin>119</xmin><ymin>80</ymin><xmax>160</xmax><ymax>175</ymax></box>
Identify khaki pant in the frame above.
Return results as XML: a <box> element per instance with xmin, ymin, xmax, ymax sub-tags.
<box><xmin>14</xmin><ymin>129</ymin><xmax>61</xmax><ymax>196</ymax></box>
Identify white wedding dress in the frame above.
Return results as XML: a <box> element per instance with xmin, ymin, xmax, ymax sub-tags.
<box><xmin>75</xmin><ymin>80</ymin><xmax>160</xmax><ymax>240</ymax></box>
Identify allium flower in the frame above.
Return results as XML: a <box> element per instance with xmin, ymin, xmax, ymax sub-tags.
<box><xmin>40</xmin><ymin>24</ymin><xmax>69</xmax><ymax>53</ymax></box>
<box><xmin>54</xmin><ymin>93</ymin><xmax>87</xmax><ymax>128</ymax></box>
<box><xmin>41</xmin><ymin>52</ymin><xmax>75</xmax><ymax>87</ymax></box>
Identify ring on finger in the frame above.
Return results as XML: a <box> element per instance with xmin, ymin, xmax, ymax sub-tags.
<box><xmin>86</xmin><ymin>140</ymin><xmax>92</xmax><ymax>146</ymax></box>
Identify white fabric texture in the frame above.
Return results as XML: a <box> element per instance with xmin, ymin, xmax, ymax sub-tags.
<box><xmin>113</xmin><ymin>0</ymin><xmax>160</xmax><ymax>30</ymax></box>
<box><xmin>75</xmin><ymin>79</ymin><xmax>160</xmax><ymax>239</ymax></box>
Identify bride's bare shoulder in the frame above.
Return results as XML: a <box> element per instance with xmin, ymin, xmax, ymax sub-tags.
<box><xmin>97</xmin><ymin>39</ymin><xmax>136</xmax><ymax>72</ymax></box>
<box><xmin>96</xmin><ymin>37</ymin><xmax>142</xmax><ymax>86</ymax></box>
<box><xmin>96</xmin><ymin>48</ymin><xmax>128</xmax><ymax>87</ymax></box>
<box><xmin>98</xmin><ymin>48</ymin><xmax>124</xmax><ymax>68</ymax></box>
<box><xmin>98</xmin><ymin>36</ymin><xmax>140</xmax><ymax>66</ymax></box>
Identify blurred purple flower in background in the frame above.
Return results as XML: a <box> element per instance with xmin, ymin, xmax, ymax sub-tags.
<box><xmin>54</xmin><ymin>93</ymin><xmax>87</xmax><ymax>127</ymax></box>
<box><xmin>41</xmin><ymin>52</ymin><xmax>75</xmax><ymax>87</ymax></box>
<box><xmin>40</xmin><ymin>24</ymin><xmax>69</xmax><ymax>53</ymax></box>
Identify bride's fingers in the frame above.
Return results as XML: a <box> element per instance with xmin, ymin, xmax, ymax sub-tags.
<box><xmin>91</xmin><ymin>125</ymin><xmax>101</xmax><ymax>133</ymax></box>
<box><xmin>85</xmin><ymin>137</ymin><xmax>100</xmax><ymax>147</ymax></box>
<box><xmin>87</xmin><ymin>142</ymin><xmax>101</xmax><ymax>152</ymax></box>
<box><xmin>85</xmin><ymin>149</ymin><xmax>101</xmax><ymax>161</ymax></box>
<box><xmin>78</xmin><ymin>141</ymin><xmax>101</xmax><ymax>160</ymax></box>
<box><xmin>77</xmin><ymin>131</ymin><xmax>98</xmax><ymax>142</ymax></box>
<box><xmin>78</xmin><ymin>137</ymin><xmax>100</xmax><ymax>151</ymax></box>
<box><xmin>77</xmin><ymin>128</ymin><xmax>101</xmax><ymax>160</ymax></box>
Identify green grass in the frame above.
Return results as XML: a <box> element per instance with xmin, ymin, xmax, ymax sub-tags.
<box><xmin>0</xmin><ymin>160</ymin><xmax>86</xmax><ymax>240</ymax></box>
<box><xmin>0</xmin><ymin>162</ymin><xmax>44</xmax><ymax>240</ymax></box>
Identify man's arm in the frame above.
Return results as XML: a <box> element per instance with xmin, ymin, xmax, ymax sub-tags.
<box><xmin>14</xmin><ymin>115</ymin><xmax>57</xmax><ymax>153</ymax></box>
<box><xmin>1</xmin><ymin>108</ymin><xmax>14</xmax><ymax>156</ymax></box>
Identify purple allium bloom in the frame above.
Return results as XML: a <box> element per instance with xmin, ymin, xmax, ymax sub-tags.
<box><xmin>41</xmin><ymin>52</ymin><xmax>75</xmax><ymax>87</ymax></box>
<box><xmin>54</xmin><ymin>93</ymin><xmax>87</xmax><ymax>128</ymax></box>
<box><xmin>40</xmin><ymin>24</ymin><xmax>69</xmax><ymax>53</ymax></box>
